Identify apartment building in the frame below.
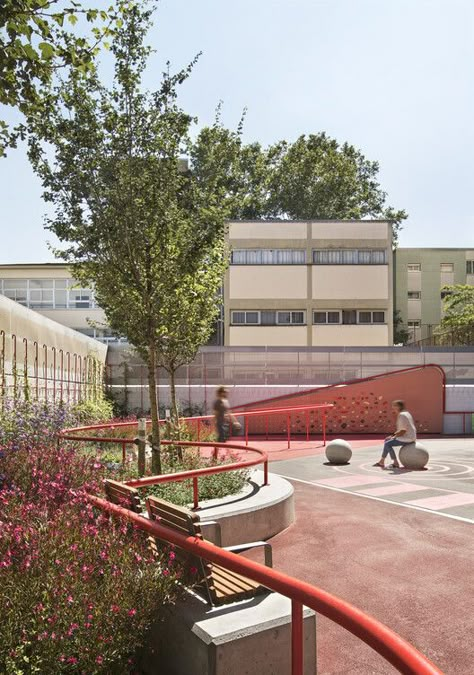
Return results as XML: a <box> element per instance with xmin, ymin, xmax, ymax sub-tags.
<box><xmin>225</xmin><ymin>220</ymin><xmax>394</xmax><ymax>347</ymax></box>
<box><xmin>394</xmin><ymin>248</ymin><xmax>474</xmax><ymax>341</ymax></box>
<box><xmin>0</xmin><ymin>263</ymin><xmax>108</xmax><ymax>340</ymax></box>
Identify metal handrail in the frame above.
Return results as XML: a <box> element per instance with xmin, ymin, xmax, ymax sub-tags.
<box><xmin>88</xmin><ymin>494</ymin><xmax>443</xmax><ymax>675</ymax></box>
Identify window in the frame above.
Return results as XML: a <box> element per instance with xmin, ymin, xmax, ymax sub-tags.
<box><xmin>467</xmin><ymin>260</ymin><xmax>474</xmax><ymax>274</ymax></box>
<box><xmin>408</xmin><ymin>291</ymin><xmax>421</xmax><ymax>299</ymax></box>
<box><xmin>231</xmin><ymin>249</ymin><xmax>305</xmax><ymax>264</ymax></box>
<box><xmin>408</xmin><ymin>320</ymin><xmax>421</xmax><ymax>328</ymax></box>
<box><xmin>312</xmin><ymin>249</ymin><xmax>387</xmax><ymax>264</ymax></box>
<box><xmin>231</xmin><ymin>310</ymin><xmax>306</xmax><ymax>325</ymax></box>
<box><xmin>407</xmin><ymin>264</ymin><xmax>421</xmax><ymax>271</ymax></box>
<box><xmin>372</xmin><ymin>311</ymin><xmax>385</xmax><ymax>324</ymax></box>
<box><xmin>357</xmin><ymin>311</ymin><xmax>386</xmax><ymax>324</ymax></box>
<box><xmin>358</xmin><ymin>311</ymin><xmax>372</xmax><ymax>324</ymax></box>
<box><xmin>342</xmin><ymin>310</ymin><xmax>357</xmax><ymax>325</ymax></box>
<box><xmin>440</xmin><ymin>263</ymin><xmax>454</xmax><ymax>273</ymax></box>
<box><xmin>313</xmin><ymin>310</ymin><xmax>341</xmax><ymax>324</ymax></box>
<box><xmin>0</xmin><ymin>278</ymin><xmax>97</xmax><ymax>309</ymax></box>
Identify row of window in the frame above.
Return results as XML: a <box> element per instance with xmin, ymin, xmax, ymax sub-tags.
<box><xmin>231</xmin><ymin>249</ymin><xmax>388</xmax><ymax>265</ymax></box>
<box><xmin>231</xmin><ymin>310</ymin><xmax>386</xmax><ymax>326</ymax></box>
<box><xmin>0</xmin><ymin>279</ymin><xmax>97</xmax><ymax>309</ymax></box>
<box><xmin>408</xmin><ymin>261</ymin><xmax>474</xmax><ymax>273</ymax></box>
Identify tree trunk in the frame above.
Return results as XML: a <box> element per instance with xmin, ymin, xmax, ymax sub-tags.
<box><xmin>169</xmin><ymin>368</ymin><xmax>183</xmax><ymax>460</ymax></box>
<box><xmin>147</xmin><ymin>346</ymin><xmax>161</xmax><ymax>475</ymax></box>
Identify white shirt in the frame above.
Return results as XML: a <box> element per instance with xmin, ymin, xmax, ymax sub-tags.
<box><xmin>396</xmin><ymin>411</ymin><xmax>417</xmax><ymax>443</ymax></box>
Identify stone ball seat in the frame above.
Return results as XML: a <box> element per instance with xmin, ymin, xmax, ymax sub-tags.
<box><xmin>399</xmin><ymin>442</ymin><xmax>429</xmax><ymax>470</ymax></box>
<box><xmin>325</xmin><ymin>438</ymin><xmax>352</xmax><ymax>465</ymax></box>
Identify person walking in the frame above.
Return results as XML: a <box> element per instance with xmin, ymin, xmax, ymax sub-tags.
<box><xmin>213</xmin><ymin>386</ymin><xmax>240</xmax><ymax>443</ymax></box>
<box><xmin>373</xmin><ymin>400</ymin><xmax>417</xmax><ymax>469</ymax></box>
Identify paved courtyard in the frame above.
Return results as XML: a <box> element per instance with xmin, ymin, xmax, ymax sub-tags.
<box><xmin>244</xmin><ymin>437</ymin><xmax>474</xmax><ymax>673</ymax></box>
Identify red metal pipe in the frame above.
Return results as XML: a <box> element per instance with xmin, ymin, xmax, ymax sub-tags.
<box><xmin>88</xmin><ymin>495</ymin><xmax>443</xmax><ymax>675</ymax></box>
<box><xmin>305</xmin><ymin>410</ymin><xmax>309</xmax><ymax>442</ymax></box>
<box><xmin>192</xmin><ymin>476</ymin><xmax>199</xmax><ymax>510</ymax></box>
<box><xmin>59</xmin><ymin>349</ymin><xmax>63</xmax><ymax>402</ymax></box>
<box><xmin>323</xmin><ymin>412</ymin><xmax>327</xmax><ymax>447</ymax></box>
<box><xmin>245</xmin><ymin>416</ymin><xmax>249</xmax><ymax>446</ymax></box>
<box><xmin>52</xmin><ymin>347</ymin><xmax>56</xmax><ymax>404</ymax></box>
<box><xmin>291</xmin><ymin>600</ymin><xmax>304</xmax><ymax>675</ymax></box>
<box><xmin>287</xmin><ymin>413</ymin><xmax>291</xmax><ymax>449</ymax></box>
<box><xmin>22</xmin><ymin>338</ymin><xmax>28</xmax><ymax>398</ymax></box>
<box><xmin>12</xmin><ymin>334</ymin><xmax>17</xmax><ymax>399</ymax></box>
<box><xmin>197</xmin><ymin>418</ymin><xmax>201</xmax><ymax>441</ymax></box>
<box><xmin>66</xmin><ymin>352</ymin><xmax>71</xmax><ymax>403</ymax></box>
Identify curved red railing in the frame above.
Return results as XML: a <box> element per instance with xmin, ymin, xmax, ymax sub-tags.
<box><xmin>88</xmin><ymin>494</ymin><xmax>443</xmax><ymax>675</ymax></box>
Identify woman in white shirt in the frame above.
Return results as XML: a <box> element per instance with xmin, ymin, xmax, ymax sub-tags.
<box><xmin>373</xmin><ymin>400</ymin><xmax>417</xmax><ymax>469</ymax></box>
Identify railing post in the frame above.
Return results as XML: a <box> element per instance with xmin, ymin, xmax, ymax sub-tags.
<box><xmin>193</xmin><ymin>476</ymin><xmax>199</xmax><ymax>510</ymax></box>
<box><xmin>197</xmin><ymin>418</ymin><xmax>201</xmax><ymax>441</ymax></box>
<box><xmin>291</xmin><ymin>599</ymin><xmax>304</xmax><ymax>675</ymax></box>
<box><xmin>263</xmin><ymin>459</ymin><xmax>269</xmax><ymax>486</ymax></box>
<box><xmin>323</xmin><ymin>412</ymin><xmax>327</xmax><ymax>447</ymax></box>
<box><xmin>245</xmin><ymin>416</ymin><xmax>249</xmax><ymax>447</ymax></box>
<box><xmin>287</xmin><ymin>414</ymin><xmax>291</xmax><ymax>449</ymax></box>
<box><xmin>137</xmin><ymin>418</ymin><xmax>147</xmax><ymax>476</ymax></box>
<box><xmin>305</xmin><ymin>410</ymin><xmax>309</xmax><ymax>442</ymax></box>
<box><xmin>121</xmin><ymin>441</ymin><xmax>126</xmax><ymax>466</ymax></box>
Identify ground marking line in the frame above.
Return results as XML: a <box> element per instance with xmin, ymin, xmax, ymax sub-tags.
<box><xmin>276</xmin><ymin>474</ymin><xmax>474</xmax><ymax>525</ymax></box>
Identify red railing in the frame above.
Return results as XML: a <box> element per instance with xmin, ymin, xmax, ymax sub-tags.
<box><xmin>88</xmin><ymin>494</ymin><xmax>443</xmax><ymax>675</ymax></box>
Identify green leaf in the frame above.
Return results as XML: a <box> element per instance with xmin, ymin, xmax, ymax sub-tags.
<box><xmin>39</xmin><ymin>42</ymin><xmax>55</xmax><ymax>60</ymax></box>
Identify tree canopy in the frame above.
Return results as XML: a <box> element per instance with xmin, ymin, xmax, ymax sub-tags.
<box><xmin>0</xmin><ymin>0</ymin><xmax>128</xmax><ymax>155</ymax></box>
<box><xmin>440</xmin><ymin>284</ymin><xmax>474</xmax><ymax>344</ymax></box>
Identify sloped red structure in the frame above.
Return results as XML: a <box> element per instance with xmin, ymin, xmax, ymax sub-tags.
<box><xmin>235</xmin><ymin>365</ymin><xmax>445</xmax><ymax>436</ymax></box>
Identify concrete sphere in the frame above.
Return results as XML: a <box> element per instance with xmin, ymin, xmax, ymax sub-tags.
<box><xmin>399</xmin><ymin>442</ymin><xmax>429</xmax><ymax>470</ymax></box>
<box><xmin>326</xmin><ymin>438</ymin><xmax>352</xmax><ymax>464</ymax></box>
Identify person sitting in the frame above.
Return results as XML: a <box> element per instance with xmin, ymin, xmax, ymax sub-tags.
<box><xmin>373</xmin><ymin>400</ymin><xmax>417</xmax><ymax>469</ymax></box>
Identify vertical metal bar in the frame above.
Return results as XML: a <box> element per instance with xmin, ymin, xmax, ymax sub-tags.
<box><xmin>265</xmin><ymin>414</ymin><xmax>269</xmax><ymax>440</ymax></box>
<box><xmin>140</xmin><ymin>365</ymin><xmax>144</xmax><ymax>413</ymax></box>
<box><xmin>203</xmin><ymin>364</ymin><xmax>208</xmax><ymax>414</ymax></box>
<box><xmin>0</xmin><ymin>331</ymin><xmax>5</xmax><ymax>407</ymax></box>
<box><xmin>306</xmin><ymin>410</ymin><xmax>309</xmax><ymax>442</ymax></box>
<box><xmin>287</xmin><ymin>414</ymin><xmax>291</xmax><ymax>449</ymax></box>
<box><xmin>42</xmin><ymin>344</ymin><xmax>48</xmax><ymax>401</ymax></box>
<box><xmin>197</xmin><ymin>418</ymin><xmax>201</xmax><ymax>441</ymax></box>
<box><xmin>22</xmin><ymin>338</ymin><xmax>28</xmax><ymax>401</ymax></box>
<box><xmin>291</xmin><ymin>600</ymin><xmax>304</xmax><ymax>675</ymax></box>
<box><xmin>73</xmin><ymin>354</ymin><xmax>77</xmax><ymax>403</ymax></box>
<box><xmin>193</xmin><ymin>476</ymin><xmax>199</xmax><ymax>510</ymax></box>
<box><xmin>78</xmin><ymin>355</ymin><xmax>82</xmax><ymax>401</ymax></box>
<box><xmin>34</xmin><ymin>341</ymin><xmax>39</xmax><ymax>400</ymax></box>
<box><xmin>66</xmin><ymin>352</ymin><xmax>70</xmax><ymax>403</ymax></box>
<box><xmin>52</xmin><ymin>347</ymin><xmax>56</xmax><ymax>405</ymax></box>
<box><xmin>122</xmin><ymin>441</ymin><xmax>126</xmax><ymax>466</ymax></box>
<box><xmin>323</xmin><ymin>411</ymin><xmax>327</xmax><ymax>446</ymax></box>
<box><xmin>12</xmin><ymin>334</ymin><xmax>17</xmax><ymax>400</ymax></box>
<box><xmin>59</xmin><ymin>350</ymin><xmax>63</xmax><ymax>402</ymax></box>
<box><xmin>263</xmin><ymin>459</ymin><xmax>269</xmax><ymax>486</ymax></box>
<box><xmin>245</xmin><ymin>416</ymin><xmax>249</xmax><ymax>447</ymax></box>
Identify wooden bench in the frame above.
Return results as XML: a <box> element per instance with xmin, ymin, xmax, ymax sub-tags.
<box><xmin>104</xmin><ymin>479</ymin><xmax>143</xmax><ymax>514</ymax></box>
<box><xmin>146</xmin><ymin>495</ymin><xmax>272</xmax><ymax>606</ymax></box>
<box><xmin>103</xmin><ymin>479</ymin><xmax>273</xmax><ymax>606</ymax></box>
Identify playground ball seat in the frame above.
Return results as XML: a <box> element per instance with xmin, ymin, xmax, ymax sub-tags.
<box><xmin>325</xmin><ymin>439</ymin><xmax>352</xmax><ymax>465</ymax></box>
<box><xmin>399</xmin><ymin>442</ymin><xmax>429</xmax><ymax>470</ymax></box>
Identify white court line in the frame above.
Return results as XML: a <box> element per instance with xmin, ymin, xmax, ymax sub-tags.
<box><xmin>277</xmin><ymin>474</ymin><xmax>474</xmax><ymax>525</ymax></box>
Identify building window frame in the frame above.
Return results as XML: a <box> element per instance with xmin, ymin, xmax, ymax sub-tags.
<box><xmin>407</xmin><ymin>291</ymin><xmax>421</xmax><ymax>300</ymax></box>
<box><xmin>440</xmin><ymin>263</ymin><xmax>454</xmax><ymax>273</ymax></box>
<box><xmin>312</xmin><ymin>249</ymin><xmax>388</xmax><ymax>265</ymax></box>
<box><xmin>231</xmin><ymin>310</ymin><xmax>306</xmax><ymax>326</ymax></box>
<box><xmin>0</xmin><ymin>278</ymin><xmax>97</xmax><ymax>309</ymax></box>
<box><xmin>466</xmin><ymin>260</ymin><xmax>474</xmax><ymax>275</ymax></box>
<box><xmin>230</xmin><ymin>249</ymin><xmax>306</xmax><ymax>265</ymax></box>
<box><xmin>407</xmin><ymin>263</ymin><xmax>421</xmax><ymax>272</ymax></box>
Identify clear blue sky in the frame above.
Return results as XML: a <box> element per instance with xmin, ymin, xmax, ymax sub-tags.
<box><xmin>1</xmin><ymin>0</ymin><xmax>473</xmax><ymax>263</ymax></box>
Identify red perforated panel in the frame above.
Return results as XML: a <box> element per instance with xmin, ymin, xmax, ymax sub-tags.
<box><xmin>235</xmin><ymin>366</ymin><xmax>445</xmax><ymax>435</ymax></box>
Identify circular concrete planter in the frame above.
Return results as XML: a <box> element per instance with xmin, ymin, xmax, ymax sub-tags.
<box><xmin>198</xmin><ymin>471</ymin><xmax>294</xmax><ymax>547</ymax></box>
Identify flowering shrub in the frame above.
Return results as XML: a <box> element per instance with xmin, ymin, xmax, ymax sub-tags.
<box><xmin>0</xmin><ymin>404</ymin><xmax>182</xmax><ymax>673</ymax></box>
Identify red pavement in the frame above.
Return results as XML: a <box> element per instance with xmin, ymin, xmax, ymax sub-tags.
<box><xmin>268</xmin><ymin>480</ymin><xmax>474</xmax><ymax>674</ymax></box>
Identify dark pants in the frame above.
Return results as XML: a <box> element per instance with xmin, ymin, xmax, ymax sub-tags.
<box><xmin>216</xmin><ymin>422</ymin><xmax>229</xmax><ymax>443</ymax></box>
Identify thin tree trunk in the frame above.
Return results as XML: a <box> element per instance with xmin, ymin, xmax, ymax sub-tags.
<box><xmin>148</xmin><ymin>346</ymin><xmax>161</xmax><ymax>475</ymax></box>
<box><xmin>169</xmin><ymin>368</ymin><xmax>183</xmax><ymax>460</ymax></box>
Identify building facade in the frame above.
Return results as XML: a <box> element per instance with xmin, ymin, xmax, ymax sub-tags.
<box><xmin>0</xmin><ymin>263</ymin><xmax>109</xmax><ymax>341</ymax></box>
<box><xmin>394</xmin><ymin>248</ymin><xmax>474</xmax><ymax>342</ymax></box>
<box><xmin>225</xmin><ymin>220</ymin><xmax>394</xmax><ymax>347</ymax></box>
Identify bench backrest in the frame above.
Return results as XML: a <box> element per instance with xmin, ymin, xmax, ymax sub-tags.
<box><xmin>104</xmin><ymin>479</ymin><xmax>143</xmax><ymax>514</ymax></box>
<box><xmin>146</xmin><ymin>495</ymin><xmax>214</xmax><ymax>603</ymax></box>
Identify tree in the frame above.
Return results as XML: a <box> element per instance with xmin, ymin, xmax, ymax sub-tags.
<box><xmin>27</xmin><ymin>4</ymin><xmax>234</xmax><ymax>474</ymax></box>
<box><xmin>192</xmin><ymin>128</ymin><xmax>407</xmax><ymax>238</ymax></box>
<box><xmin>440</xmin><ymin>285</ymin><xmax>474</xmax><ymax>345</ymax></box>
<box><xmin>0</xmin><ymin>0</ymin><xmax>127</xmax><ymax>155</ymax></box>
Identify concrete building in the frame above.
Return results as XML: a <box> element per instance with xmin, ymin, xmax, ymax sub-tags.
<box><xmin>225</xmin><ymin>220</ymin><xmax>394</xmax><ymax>347</ymax></box>
<box><xmin>394</xmin><ymin>248</ymin><xmax>474</xmax><ymax>342</ymax></box>
<box><xmin>0</xmin><ymin>263</ymin><xmax>109</xmax><ymax>341</ymax></box>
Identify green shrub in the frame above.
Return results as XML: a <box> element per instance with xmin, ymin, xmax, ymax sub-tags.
<box><xmin>70</xmin><ymin>397</ymin><xmax>114</xmax><ymax>425</ymax></box>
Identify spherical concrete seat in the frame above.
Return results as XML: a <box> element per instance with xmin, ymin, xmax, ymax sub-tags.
<box><xmin>325</xmin><ymin>438</ymin><xmax>352</xmax><ymax>465</ymax></box>
<box><xmin>399</xmin><ymin>442</ymin><xmax>429</xmax><ymax>470</ymax></box>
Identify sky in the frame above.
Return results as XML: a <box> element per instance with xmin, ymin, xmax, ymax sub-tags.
<box><xmin>0</xmin><ymin>0</ymin><xmax>473</xmax><ymax>263</ymax></box>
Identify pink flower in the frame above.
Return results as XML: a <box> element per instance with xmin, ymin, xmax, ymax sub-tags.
<box><xmin>163</xmin><ymin>568</ymin><xmax>170</xmax><ymax>577</ymax></box>
<box><xmin>96</xmin><ymin>655</ymin><xmax>104</xmax><ymax>664</ymax></box>
<box><xmin>67</xmin><ymin>595</ymin><xmax>73</xmax><ymax>604</ymax></box>
<box><xmin>111</xmin><ymin>604</ymin><xmax>120</xmax><ymax>613</ymax></box>
<box><xmin>127</xmin><ymin>608</ymin><xmax>137</xmax><ymax>616</ymax></box>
